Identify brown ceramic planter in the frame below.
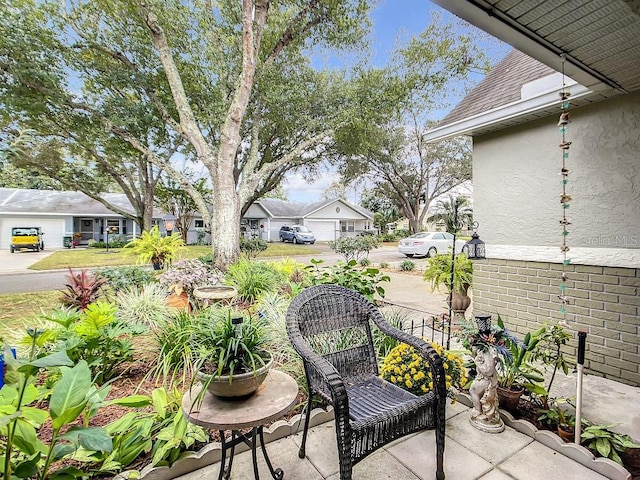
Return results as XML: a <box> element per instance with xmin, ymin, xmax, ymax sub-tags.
<box><xmin>497</xmin><ymin>385</ymin><xmax>524</xmax><ymax>412</ymax></box>
<box><xmin>557</xmin><ymin>425</ymin><xmax>575</xmax><ymax>442</ymax></box>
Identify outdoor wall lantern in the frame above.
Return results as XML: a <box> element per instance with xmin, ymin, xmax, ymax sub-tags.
<box><xmin>163</xmin><ymin>213</ymin><xmax>176</xmax><ymax>237</ymax></box>
<box><xmin>464</xmin><ymin>222</ymin><xmax>486</xmax><ymax>260</ymax></box>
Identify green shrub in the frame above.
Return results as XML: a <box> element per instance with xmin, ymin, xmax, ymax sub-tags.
<box><xmin>328</xmin><ymin>235</ymin><xmax>380</xmax><ymax>262</ymax></box>
<box><xmin>378</xmin><ymin>233</ymin><xmax>397</xmax><ymax>242</ymax></box>
<box><xmin>359</xmin><ymin>257</ymin><xmax>371</xmax><ymax>267</ymax></box>
<box><xmin>308</xmin><ymin>259</ymin><xmax>390</xmax><ymax>303</ymax></box>
<box><xmin>95</xmin><ymin>265</ymin><xmax>157</xmax><ymax>291</ymax></box>
<box><xmin>381</xmin><ymin>341</ymin><xmax>467</xmax><ymax>400</ymax></box>
<box><xmin>379</xmin><ymin>261</ymin><xmax>390</xmax><ymax>269</ymax></box>
<box><xmin>225</xmin><ymin>257</ymin><xmax>286</xmax><ymax>303</ymax></box>
<box><xmin>38</xmin><ymin>301</ymin><xmax>143</xmax><ymax>383</ymax></box>
<box><xmin>197</xmin><ymin>252</ymin><xmax>215</xmax><ymax>266</ymax></box>
<box><xmin>152</xmin><ymin>310</ymin><xmax>203</xmax><ymax>383</ymax></box>
<box><xmin>240</xmin><ymin>237</ymin><xmax>268</xmax><ymax>258</ymax></box>
<box><xmin>399</xmin><ymin>260</ymin><xmax>415</xmax><ymax>271</ymax></box>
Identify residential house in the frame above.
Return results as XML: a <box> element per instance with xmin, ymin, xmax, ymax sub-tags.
<box><xmin>0</xmin><ymin>188</ymin><xmax>374</xmax><ymax>248</ymax></box>
<box><xmin>243</xmin><ymin>198</ymin><xmax>375</xmax><ymax>242</ymax></box>
<box><xmin>0</xmin><ymin>188</ymin><xmax>160</xmax><ymax>249</ymax></box>
<box><xmin>425</xmin><ymin>1</ymin><xmax>640</xmax><ymax>387</ymax></box>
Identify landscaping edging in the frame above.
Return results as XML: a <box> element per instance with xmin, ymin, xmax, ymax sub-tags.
<box><xmin>457</xmin><ymin>394</ymin><xmax>633</xmax><ymax>480</ymax></box>
<box><xmin>115</xmin><ymin>407</ymin><xmax>334</xmax><ymax>480</ymax></box>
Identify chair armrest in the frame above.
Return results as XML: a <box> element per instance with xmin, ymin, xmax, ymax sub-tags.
<box><xmin>369</xmin><ymin>306</ymin><xmax>447</xmax><ymax>401</ymax></box>
<box><xmin>288</xmin><ymin>333</ymin><xmax>350</xmax><ymax>408</ymax></box>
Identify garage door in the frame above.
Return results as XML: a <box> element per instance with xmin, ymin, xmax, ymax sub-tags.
<box><xmin>306</xmin><ymin>221</ymin><xmax>337</xmax><ymax>242</ymax></box>
<box><xmin>0</xmin><ymin>217</ymin><xmax>67</xmax><ymax>249</ymax></box>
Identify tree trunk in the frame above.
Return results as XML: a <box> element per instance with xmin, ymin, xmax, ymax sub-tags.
<box><xmin>211</xmin><ymin>189</ymin><xmax>241</xmax><ymax>270</ymax></box>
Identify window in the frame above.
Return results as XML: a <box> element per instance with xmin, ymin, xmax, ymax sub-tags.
<box><xmin>195</xmin><ymin>219</ymin><xmax>204</xmax><ymax>228</ymax></box>
<box><xmin>433</xmin><ymin>233</ymin><xmax>445</xmax><ymax>240</ymax></box>
<box><xmin>107</xmin><ymin>219</ymin><xmax>121</xmax><ymax>234</ymax></box>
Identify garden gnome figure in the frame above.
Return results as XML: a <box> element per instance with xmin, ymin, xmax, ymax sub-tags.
<box><xmin>469</xmin><ymin>314</ymin><xmax>505</xmax><ymax>433</ymax></box>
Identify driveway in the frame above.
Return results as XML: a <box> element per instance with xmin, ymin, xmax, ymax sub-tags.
<box><xmin>0</xmin><ymin>247</ymin><xmax>60</xmax><ymax>275</ymax></box>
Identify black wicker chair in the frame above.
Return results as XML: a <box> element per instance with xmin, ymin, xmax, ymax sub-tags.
<box><xmin>286</xmin><ymin>285</ymin><xmax>446</xmax><ymax>480</ymax></box>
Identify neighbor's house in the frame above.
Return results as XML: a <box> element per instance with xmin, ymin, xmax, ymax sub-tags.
<box><xmin>0</xmin><ymin>188</ymin><xmax>162</xmax><ymax>249</ymax></box>
<box><xmin>243</xmin><ymin>198</ymin><xmax>375</xmax><ymax>242</ymax></box>
<box><xmin>425</xmin><ymin>2</ymin><xmax>640</xmax><ymax>387</ymax></box>
<box><xmin>0</xmin><ymin>188</ymin><xmax>374</xmax><ymax>248</ymax></box>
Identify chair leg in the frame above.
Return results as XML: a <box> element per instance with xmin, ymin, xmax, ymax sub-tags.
<box><xmin>298</xmin><ymin>394</ymin><xmax>313</xmax><ymax>459</ymax></box>
<box><xmin>435</xmin><ymin>404</ymin><xmax>446</xmax><ymax>480</ymax></box>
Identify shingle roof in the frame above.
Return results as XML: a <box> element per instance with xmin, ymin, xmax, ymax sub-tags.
<box><xmin>257</xmin><ymin>198</ymin><xmax>373</xmax><ymax>219</ymax></box>
<box><xmin>439</xmin><ymin>50</ymin><xmax>555</xmax><ymax>127</ymax></box>
<box><xmin>0</xmin><ymin>187</ymin><xmax>159</xmax><ymax>216</ymax></box>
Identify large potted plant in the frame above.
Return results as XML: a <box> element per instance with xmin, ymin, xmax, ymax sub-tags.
<box><xmin>459</xmin><ymin>316</ymin><xmax>547</xmax><ymax>411</ymax></box>
<box><xmin>124</xmin><ymin>225</ymin><xmax>185</xmax><ymax>270</ymax></box>
<box><xmin>423</xmin><ymin>252</ymin><xmax>473</xmax><ymax>313</ymax></box>
<box><xmin>193</xmin><ymin>309</ymin><xmax>273</xmax><ymax>398</ymax></box>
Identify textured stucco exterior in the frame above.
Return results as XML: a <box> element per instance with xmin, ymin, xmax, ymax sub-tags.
<box><xmin>471</xmin><ymin>92</ymin><xmax>640</xmax><ymax>386</ymax></box>
<box><xmin>473</xmin><ymin>91</ymin><xmax>640</xmax><ymax>261</ymax></box>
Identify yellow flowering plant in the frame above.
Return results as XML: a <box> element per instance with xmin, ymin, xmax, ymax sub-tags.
<box><xmin>381</xmin><ymin>340</ymin><xmax>467</xmax><ymax>401</ymax></box>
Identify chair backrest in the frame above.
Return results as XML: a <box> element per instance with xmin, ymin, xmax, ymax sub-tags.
<box><xmin>286</xmin><ymin>285</ymin><xmax>380</xmax><ymax>384</ymax></box>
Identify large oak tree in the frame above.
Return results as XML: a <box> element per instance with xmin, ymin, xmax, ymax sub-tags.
<box><xmin>1</xmin><ymin>0</ymin><xmax>374</xmax><ymax>268</ymax></box>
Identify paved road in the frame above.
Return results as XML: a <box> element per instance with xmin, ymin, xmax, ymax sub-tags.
<box><xmin>0</xmin><ymin>243</ymin><xmax>432</xmax><ymax>295</ymax></box>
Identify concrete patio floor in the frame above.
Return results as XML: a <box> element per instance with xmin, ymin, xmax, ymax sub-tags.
<box><xmin>172</xmin><ymin>266</ymin><xmax>638</xmax><ymax>480</ymax></box>
<box><xmin>175</xmin><ymin>399</ymin><xmax>618</xmax><ymax>480</ymax></box>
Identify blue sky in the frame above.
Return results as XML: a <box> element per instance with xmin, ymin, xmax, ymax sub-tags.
<box><xmin>285</xmin><ymin>0</ymin><xmax>509</xmax><ymax>203</ymax></box>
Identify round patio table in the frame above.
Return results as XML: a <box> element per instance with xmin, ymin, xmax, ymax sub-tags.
<box><xmin>182</xmin><ymin>369</ymin><xmax>298</xmax><ymax>480</ymax></box>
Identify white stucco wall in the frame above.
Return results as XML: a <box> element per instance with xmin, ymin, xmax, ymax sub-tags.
<box><xmin>474</xmin><ymin>91</ymin><xmax>640</xmax><ymax>267</ymax></box>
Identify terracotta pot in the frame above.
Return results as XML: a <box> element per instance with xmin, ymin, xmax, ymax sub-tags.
<box><xmin>166</xmin><ymin>293</ymin><xmax>190</xmax><ymax>310</ymax></box>
<box><xmin>497</xmin><ymin>385</ymin><xmax>524</xmax><ymax>411</ymax></box>
<box><xmin>197</xmin><ymin>354</ymin><xmax>273</xmax><ymax>399</ymax></box>
<box><xmin>557</xmin><ymin>425</ymin><xmax>575</xmax><ymax>442</ymax></box>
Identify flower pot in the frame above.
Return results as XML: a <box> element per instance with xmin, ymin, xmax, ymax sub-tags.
<box><xmin>166</xmin><ymin>293</ymin><xmax>190</xmax><ymax>310</ymax></box>
<box><xmin>557</xmin><ymin>425</ymin><xmax>575</xmax><ymax>442</ymax></box>
<box><xmin>497</xmin><ymin>385</ymin><xmax>524</xmax><ymax>412</ymax></box>
<box><xmin>621</xmin><ymin>448</ymin><xmax>640</xmax><ymax>477</ymax></box>
<box><xmin>197</xmin><ymin>354</ymin><xmax>274</xmax><ymax>399</ymax></box>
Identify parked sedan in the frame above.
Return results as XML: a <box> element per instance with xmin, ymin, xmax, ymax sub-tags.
<box><xmin>397</xmin><ymin>231</ymin><xmax>466</xmax><ymax>258</ymax></box>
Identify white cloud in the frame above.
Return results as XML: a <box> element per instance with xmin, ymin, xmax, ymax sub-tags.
<box><xmin>284</xmin><ymin>171</ymin><xmax>341</xmax><ymax>202</ymax></box>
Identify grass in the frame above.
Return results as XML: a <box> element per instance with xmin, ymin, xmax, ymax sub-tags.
<box><xmin>29</xmin><ymin>244</ymin><xmax>321</xmax><ymax>270</ymax></box>
<box><xmin>0</xmin><ymin>290</ymin><xmax>61</xmax><ymax>339</ymax></box>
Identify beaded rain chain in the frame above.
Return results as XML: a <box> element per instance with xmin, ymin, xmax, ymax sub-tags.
<box><xmin>558</xmin><ymin>55</ymin><xmax>571</xmax><ymax>317</ymax></box>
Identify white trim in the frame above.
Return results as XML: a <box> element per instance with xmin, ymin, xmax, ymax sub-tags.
<box><xmin>487</xmin><ymin>245</ymin><xmax>640</xmax><ymax>269</ymax></box>
<box><xmin>423</xmin><ymin>83</ymin><xmax>593</xmax><ymax>143</ymax></box>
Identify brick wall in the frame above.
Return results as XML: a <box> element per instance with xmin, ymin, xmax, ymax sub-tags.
<box><xmin>472</xmin><ymin>259</ymin><xmax>640</xmax><ymax>387</ymax></box>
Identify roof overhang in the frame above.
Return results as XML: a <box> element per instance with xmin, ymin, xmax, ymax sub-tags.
<box><xmin>424</xmin><ymin>79</ymin><xmax>594</xmax><ymax>142</ymax></box>
<box><xmin>429</xmin><ymin>0</ymin><xmax>640</xmax><ymax>94</ymax></box>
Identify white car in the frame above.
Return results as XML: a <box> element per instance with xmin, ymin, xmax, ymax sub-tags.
<box><xmin>397</xmin><ymin>232</ymin><xmax>466</xmax><ymax>258</ymax></box>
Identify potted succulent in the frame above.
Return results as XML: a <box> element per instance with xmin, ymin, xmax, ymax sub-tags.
<box><xmin>423</xmin><ymin>252</ymin><xmax>473</xmax><ymax>314</ymax></box>
<box><xmin>193</xmin><ymin>309</ymin><xmax>273</xmax><ymax>398</ymax></box>
<box><xmin>124</xmin><ymin>225</ymin><xmax>185</xmax><ymax>270</ymax></box>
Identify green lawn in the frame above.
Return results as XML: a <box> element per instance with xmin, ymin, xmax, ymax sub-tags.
<box><xmin>29</xmin><ymin>244</ymin><xmax>321</xmax><ymax>270</ymax></box>
<box><xmin>0</xmin><ymin>290</ymin><xmax>61</xmax><ymax>339</ymax></box>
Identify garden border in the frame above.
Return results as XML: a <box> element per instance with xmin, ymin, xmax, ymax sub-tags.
<box><xmin>456</xmin><ymin>394</ymin><xmax>633</xmax><ymax>480</ymax></box>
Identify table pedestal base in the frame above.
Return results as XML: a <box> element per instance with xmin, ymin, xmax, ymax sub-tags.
<box><xmin>218</xmin><ymin>426</ymin><xmax>284</xmax><ymax>480</ymax></box>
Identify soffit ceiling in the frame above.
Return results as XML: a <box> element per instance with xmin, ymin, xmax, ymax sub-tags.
<box><xmin>430</xmin><ymin>0</ymin><xmax>640</xmax><ymax>94</ymax></box>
